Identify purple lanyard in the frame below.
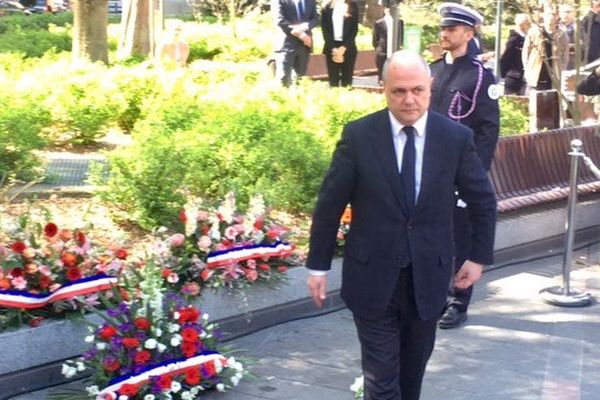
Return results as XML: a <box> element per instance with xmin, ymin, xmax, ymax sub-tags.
<box><xmin>447</xmin><ymin>60</ymin><xmax>484</xmax><ymax>122</ymax></box>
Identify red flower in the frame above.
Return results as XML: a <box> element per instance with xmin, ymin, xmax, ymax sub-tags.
<box><xmin>99</xmin><ymin>325</ymin><xmax>118</xmax><ymax>341</ymax></box>
<box><xmin>161</xmin><ymin>268</ymin><xmax>172</xmax><ymax>278</ymax></box>
<box><xmin>245</xmin><ymin>268</ymin><xmax>258</xmax><ymax>282</ymax></box>
<box><xmin>103</xmin><ymin>358</ymin><xmax>120</xmax><ymax>372</ymax></box>
<box><xmin>157</xmin><ymin>374</ymin><xmax>172</xmax><ymax>391</ymax></box>
<box><xmin>29</xmin><ymin>316</ymin><xmax>44</xmax><ymax>327</ymax></box>
<box><xmin>9</xmin><ymin>267</ymin><xmax>24</xmax><ymax>278</ymax></box>
<box><xmin>267</xmin><ymin>229</ymin><xmax>279</xmax><ymax>240</ymax></box>
<box><xmin>115</xmin><ymin>248</ymin><xmax>128</xmax><ymax>260</ymax></box>
<box><xmin>119</xmin><ymin>383</ymin><xmax>139</xmax><ymax>397</ymax></box>
<box><xmin>181</xmin><ymin>327</ymin><xmax>199</xmax><ymax>343</ymax></box>
<box><xmin>11</xmin><ymin>241</ymin><xmax>26</xmax><ymax>254</ymax></box>
<box><xmin>182</xmin><ymin>342</ymin><xmax>197</xmax><ymax>357</ymax></box>
<box><xmin>66</xmin><ymin>267</ymin><xmax>82</xmax><ymax>282</ymax></box>
<box><xmin>254</xmin><ymin>218</ymin><xmax>264</xmax><ymax>230</ymax></box>
<box><xmin>201</xmin><ymin>269</ymin><xmax>214</xmax><ymax>281</ymax></box>
<box><xmin>177</xmin><ymin>307</ymin><xmax>200</xmax><ymax>324</ymax></box>
<box><xmin>123</xmin><ymin>338</ymin><xmax>141</xmax><ymax>348</ymax></box>
<box><xmin>277</xmin><ymin>266</ymin><xmax>288</xmax><ymax>273</ymax></box>
<box><xmin>39</xmin><ymin>275</ymin><xmax>52</xmax><ymax>289</ymax></box>
<box><xmin>258</xmin><ymin>263</ymin><xmax>270</xmax><ymax>272</ymax></box>
<box><xmin>134</xmin><ymin>350</ymin><xmax>152</xmax><ymax>365</ymax></box>
<box><xmin>44</xmin><ymin>223</ymin><xmax>58</xmax><ymax>238</ymax></box>
<box><xmin>61</xmin><ymin>252</ymin><xmax>78</xmax><ymax>268</ymax></box>
<box><xmin>76</xmin><ymin>231</ymin><xmax>86</xmax><ymax>246</ymax></box>
<box><xmin>178</xmin><ymin>210</ymin><xmax>187</xmax><ymax>223</ymax></box>
<box><xmin>58</xmin><ymin>229</ymin><xmax>72</xmax><ymax>241</ymax></box>
<box><xmin>134</xmin><ymin>317</ymin><xmax>151</xmax><ymax>330</ymax></box>
<box><xmin>185</xmin><ymin>367</ymin><xmax>201</xmax><ymax>385</ymax></box>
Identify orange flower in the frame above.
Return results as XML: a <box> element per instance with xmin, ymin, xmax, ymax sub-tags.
<box><xmin>0</xmin><ymin>278</ymin><xmax>10</xmax><ymax>290</ymax></box>
<box><xmin>24</xmin><ymin>263</ymin><xmax>38</xmax><ymax>274</ymax></box>
<box><xmin>341</xmin><ymin>207</ymin><xmax>352</xmax><ymax>224</ymax></box>
<box><xmin>61</xmin><ymin>252</ymin><xmax>78</xmax><ymax>268</ymax></box>
<box><xmin>58</xmin><ymin>229</ymin><xmax>72</xmax><ymax>242</ymax></box>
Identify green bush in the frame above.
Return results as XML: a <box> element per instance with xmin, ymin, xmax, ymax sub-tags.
<box><xmin>500</xmin><ymin>97</ymin><xmax>529</xmax><ymax>136</ymax></box>
<box><xmin>0</xmin><ymin>28</ymin><xmax>71</xmax><ymax>58</ymax></box>
<box><xmin>0</xmin><ymin>12</ymin><xmax>72</xmax><ymax>34</ymax></box>
<box><xmin>0</xmin><ymin>97</ymin><xmax>50</xmax><ymax>182</ymax></box>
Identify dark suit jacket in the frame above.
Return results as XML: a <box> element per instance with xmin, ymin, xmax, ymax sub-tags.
<box><xmin>320</xmin><ymin>1</ymin><xmax>358</xmax><ymax>54</ymax></box>
<box><xmin>577</xmin><ymin>71</ymin><xmax>600</xmax><ymax>95</ymax></box>
<box><xmin>500</xmin><ymin>29</ymin><xmax>525</xmax><ymax>80</ymax></box>
<box><xmin>372</xmin><ymin>17</ymin><xmax>404</xmax><ymax>57</ymax></box>
<box><xmin>306</xmin><ymin>110</ymin><xmax>496</xmax><ymax>320</ymax></box>
<box><xmin>272</xmin><ymin>0</ymin><xmax>319</xmax><ymax>52</ymax></box>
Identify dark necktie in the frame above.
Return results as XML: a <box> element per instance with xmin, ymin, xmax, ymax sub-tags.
<box><xmin>401</xmin><ymin>126</ymin><xmax>416</xmax><ymax>215</ymax></box>
<box><xmin>297</xmin><ymin>0</ymin><xmax>304</xmax><ymax>21</ymax></box>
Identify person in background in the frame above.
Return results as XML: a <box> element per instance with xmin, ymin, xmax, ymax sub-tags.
<box><xmin>272</xmin><ymin>0</ymin><xmax>319</xmax><ymax>86</ymax></box>
<box><xmin>373</xmin><ymin>4</ymin><xmax>392</xmax><ymax>83</ymax></box>
<box><xmin>558</xmin><ymin>4</ymin><xmax>576</xmax><ymax>69</ymax></box>
<box><xmin>582</xmin><ymin>0</ymin><xmax>600</xmax><ymax>64</ymax></box>
<box><xmin>577</xmin><ymin>65</ymin><xmax>600</xmax><ymax>96</ymax></box>
<box><xmin>321</xmin><ymin>0</ymin><xmax>359</xmax><ymax>87</ymax></box>
<box><xmin>500</xmin><ymin>13</ymin><xmax>531</xmax><ymax>95</ymax></box>
<box><xmin>429</xmin><ymin>2</ymin><xmax>500</xmax><ymax>330</ymax></box>
<box><xmin>159</xmin><ymin>23</ymin><xmax>189</xmax><ymax>68</ymax></box>
<box><xmin>522</xmin><ymin>10</ymin><xmax>569</xmax><ymax>91</ymax></box>
<box><xmin>306</xmin><ymin>49</ymin><xmax>496</xmax><ymax>400</ymax></box>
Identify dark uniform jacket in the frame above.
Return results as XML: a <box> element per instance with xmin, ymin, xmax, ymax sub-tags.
<box><xmin>582</xmin><ymin>10</ymin><xmax>600</xmax><ymax>64</ymax></box>
<box><xmin>500</xmin><ymin>29</ymin><xmax>525</xmax><ymax>80</ymax></box>
<box><xmin>430</xmin><ymin>54</ymin><xmax>500</xmax><ymax>170</ymax></box>
<box><xmin>577</xmin><ymin>71</ymin><xmax>600</xmax><ymax>96</ymax></box>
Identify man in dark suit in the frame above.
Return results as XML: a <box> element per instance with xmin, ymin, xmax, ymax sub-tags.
<box><xmin>430</xmin><ymin>3</ymin><xmax>499</xmax><ymax>329</ymax></box>
<box><xmin>306</xmin><ymin>49</ymin><xmax>496</xmax><ymax>400</ymax></box>
<box><xmin>500</xmin><ymin>13</ymin><xmax>531</xmax><ymax>95</ymax></box>
<box><xmin>272</xmin><ymin>0</ymin><xmax>319</xmax><ymax>86</ymax></box>
<box><xmin>372</xmin><ymin>5</ymin><xmax>403</xmax><ymax>83</ymax></box>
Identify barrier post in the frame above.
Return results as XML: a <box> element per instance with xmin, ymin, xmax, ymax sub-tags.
<box><xmin>540</xmin><ymin>139</ymin><xmax>593</xmax><ymax>307</ymax></box>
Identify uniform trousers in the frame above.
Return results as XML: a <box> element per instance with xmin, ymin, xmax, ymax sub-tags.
<box><xmin>353</xmin><ymin>267</ymin><xmax>438</xmax><ymax>400</ymax></box>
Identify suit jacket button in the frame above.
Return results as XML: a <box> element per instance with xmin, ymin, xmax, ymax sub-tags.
<box><xmin>407</xmin><ymin>223</ymin><xmax>413</xmax><ymax>230</ymax></box>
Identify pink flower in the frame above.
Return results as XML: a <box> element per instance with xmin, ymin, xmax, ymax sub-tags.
<box><xmin>246</xmin><ymin>259</ymin><xmax>256</xmax><ymax>269</ymax></box>
<box><xmin>234</xmin><ymin>223</ymin><xmax>245</xmax><ymax>234</ymax></box>
<box><xmin>197</xmin><ymin>235</ymin><xmax>212</xmax><ymax>251</ymax></box>
<box><xmin>95</xmin><ymin>263</ymin><xmax>109</xmax><ymax>274</ymax></box>
<box><xmin>245</xmin><ymin>268</ymin><xmax>258</xmax><ymax>282</ymax></box>
<box><xmin>170</xmin><ymin>233</ymin><xmax>186</xmax><ymax>247</ymax></box>
<box><xmin>197</xmin><ymin>211</ymin><xmax>209</xmax><ymax>220</ymax></box>
<box><xmin>49</xmin><ymin>283</ymin><xmax>61</xmax><ymax>292</ymax></box>
<box><xmin>224</xmin><ymin>226</ymin><xmax>237</xmax><ymax>240</ymax></box>
<box><xmin>167</xmin><ymin>272</ymin><xmax>180</xmax><ymax>283</ymax></box>
<box><xmin>11</xmin><ymin>276</ymin><xmax>28</xmax><ymax>290</ymax></box>
<box><xmin>39</xmin><ymin>265</ymin><xmax>51</xmax><ymax>276</ymax></box>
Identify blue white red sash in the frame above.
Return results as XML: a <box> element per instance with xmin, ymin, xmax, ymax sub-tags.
<box><xmin>207</xmin><ymin>241</ymin><xmax>292</xmax><ymax>268</ymax></box>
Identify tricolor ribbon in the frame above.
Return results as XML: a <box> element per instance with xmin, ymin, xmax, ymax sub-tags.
<box><xmin>207</xmin><ymin>241</ymin><xmax>292</xmax><ymax>269</ymax></box>
<box><xmin>0</xmin><ymin>274</ymin><xmax>118</xmax><ymax>309</ymax></box>
<box><xmin>97</xmin><ymin>352</ymin><xmax>226</xmax><ymax>398</ymax></box>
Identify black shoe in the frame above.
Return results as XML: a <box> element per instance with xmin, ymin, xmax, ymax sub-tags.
<box><xmin>438</xmin><ymin>305</ymin><xmax>467</xmax><ymax>329</ymax></box>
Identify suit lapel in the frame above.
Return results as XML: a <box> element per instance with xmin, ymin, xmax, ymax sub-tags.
<box><xmin>371</xmin><ymin>109</ymin><xmax>410</xmax><ymax>216</ymax></box>
<box><xmin>415</xmin><ymin>112</ymin><xmax>443</xmax><ymax>214</ymax></box>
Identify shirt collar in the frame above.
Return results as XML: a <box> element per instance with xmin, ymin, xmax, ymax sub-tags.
<box><xmin>388</xmin><ymin>110</ymin><xmax>428</xmax><ymax>138</ymax></box>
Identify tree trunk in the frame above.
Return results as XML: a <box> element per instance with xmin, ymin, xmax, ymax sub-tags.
<box><xmin>72</xmin><ymin>0</ymin><xmax>109</xmax><ymax>64</ymax></box>
<box><xmin>119</xmin><ymin>0</ymin><xmax>162</xmax><ymax>59</ymax></box>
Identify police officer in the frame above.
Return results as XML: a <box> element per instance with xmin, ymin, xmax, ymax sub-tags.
<box><xmin>430</xmin><ymin>3</ymin><xmax>500</xmax><ymax>329</ymax></box>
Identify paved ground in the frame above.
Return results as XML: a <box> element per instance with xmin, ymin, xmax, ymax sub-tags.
<box><xmin>15</xmin><ymin>244</ymin><xmax>600</xmax><ymax>400</ymax></box>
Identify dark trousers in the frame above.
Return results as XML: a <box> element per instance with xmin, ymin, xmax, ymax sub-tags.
<box><xmin>448</xmin><ymin>206</ymin><xmax>473</xmax><ymax>311</ymax></box>
<box><xmin>504</xmin><ymin>75</ymin><xmax>526</xmax><ymax>95</ymax></box>
<box><xmin>275</xmin><ymin>46</ymin><xmax>310</xmax><ymax>87</ymax></box>
<box><xmin>325</xmin><ymin>44</ymin><xmax>357</xmax><ymax>87</ymax></box>
<box><xmin>353</xmin><ymin>267</ymin><xmax>438</xmax><ymax>400</ymax></box>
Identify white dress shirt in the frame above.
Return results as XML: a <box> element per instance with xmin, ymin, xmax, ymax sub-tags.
<box><xmin>309</xmin><ymin>111</ymin><xmax>429</xmax><ymax>275</ymax></box>
<box><xmin>332</xmin><ymin>1</ymin><xmax>347</xmax><ymax>41</ymax></box>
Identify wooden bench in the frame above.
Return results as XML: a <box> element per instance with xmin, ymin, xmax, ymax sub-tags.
<box><xmin>306</xmin><ymin>49</ymin><xmax>378</xmax><ymax>80</ymax></box>
<box><xmin>491</xmin><ymin>125</ymin><xmax>600</xmax><ymax>213</ymax></box>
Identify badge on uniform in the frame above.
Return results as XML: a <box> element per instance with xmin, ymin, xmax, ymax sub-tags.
<box><xmin>487</xmin><ymin>84</ymin><xmax>501</xmax><ymax>100</ymax></box>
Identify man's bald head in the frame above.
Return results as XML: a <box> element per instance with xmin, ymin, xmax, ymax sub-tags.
<box><xmin>382</xmin><ymin>50</ymin><xmax>431</xmax><ymax>84</ymax></box>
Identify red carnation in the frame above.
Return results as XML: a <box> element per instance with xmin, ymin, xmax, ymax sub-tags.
<box><xmin>157</xmin><ymin>374</ymin><xmax>172</xmax><ymax>391</ymax></box>
<box><xmin>134</xmin><ymin>317</ymin><xmax>151</xmax><ymax>330</ymax></box>
<box><xmin>66</xmin><ymin>267</ymin><xmax>82</xmax><ymax>282</ymax></box>
<box><xmin>103</xmin><ymin>358</ymin><xmax>120</xmax><ymax>372</ymax></box>
<box><xmin>258</xmin><ymin>263</ymin><xmax>270</xmax><ymax>272</ymax></box>
<box><xmin>161</xmin><ymin>268</ymin><xmax>172</xmax><ymax>278</ymax></box>
<box><xmin>203</xmin><ymin>360</ymin><xmax>217</xmax><ymax>377</ymax></box>
<box><xmin>134</xmin><ymin>350</ymin><xmax>151</xmax><ymax>365</ymax></box>
<box><xmin>123</xmin><ymin>338</ymin><xmax>141</xmax><ymax>349</ymax></box>
<box><xmin>76</xmin><ymin>231</ymin><xmax>86</xmax><ymax>246</ymax></box>
<box><xmin>182</xmin><ymin>342</ymin><xmax>197</xmax><ymax>357</ymax></box>
<box><xmin>185</xmin><ymin>367</ymin><xmax>201</xmax><ymax>385</ymax></box>
<box><xmin>177</xmin><ymin>307</ymin><xmax>200</xmax><ymax>324</ymax></box>
<box><xmin>181</xmin><ymin>327</ymin><xmax>199</xmax><ymax>343</ymax></box>
<box><xmin>100</xmin><ymin>325</ymin><xmax>118</xmax><ymax>341</ymax></box>
<box><xmin>44</xmin><ymin>223</ymin><xmax>58</xmax><ymax>238</ymax></box>
<box><xmin>119</xmin><ymin>383</ymin><xmax>139</xmax><ymax>397</ymax></box>
<box><xmin>115</xmin><ymin>248</ymin><xmax>128</xmax><ymax>260</ymax></box>
<box><xmin>178</xmin><ymin>210</ymin><xmax>187</xmax><ymax>223</ymax></box>
<box><xmin>39</xmin><ymin>275</ymin><xmax>52</xmax><ymax>289</ymax></box>
<box><xmin>11</xmin><ymin>241</ymin><xmax>26</xmax><ymax>254</ymax></box>
<box><xmin>253</xmin><ymin>218</ymin><xmax>264</xmax><ymax>230</ymax></box>
<box><xmin>267</xmin><ymin>229</ymin><xmax>279</xmax><ymax>240</ymax></box>
<box><xmin>277</xmin><ymin>266</ymin><xmax>288</xmax><ymax>273</ymax></box>
<box><xmin>9</xmin><ymin>267</ymin><xmax>24</xmax><ymax>278</ymax></box>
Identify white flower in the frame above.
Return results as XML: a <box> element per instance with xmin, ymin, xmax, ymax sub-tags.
<box><xmin>173</xmin><ymin>312</ymin><xmax>180</xmax><ymax>320</ymax></box>
<box><xmin>85</xmin><ymin>385</ymin><xmax>99</xmax><ymax>395</ymax></box>
<box><xmin>157</xmin><ymin>343</ymin><xmax>167</xmax><ymax>353</ymax></box>
<box><xmin>350</xmin><ymin>375</ymin><xmax>364</xmax><ymax>393</ymax></box>
<box><xmin>202</xmin><ymin>313</ymin><xmax>209</xmax><ymax>320</ymax></box>
<box><xmin>144</xmin><ymin>338</ymin><xmax>158</xmax><ymax>349</ymax></box>
<box><xmin>118</xmin><ymin>396</ymin><xmax>128</xmax><ymax>400</ymax></box>
<box><xmin>190</xmin><ymin>387</ymin><xmax>200</xmax><ymax>395</ymax></box>
<box><xmin>96</xmin><ymin>342</ymin><xmax>107</xmax><ymax>350</ymax></box>
<box><xmin>170</xmin><ymin>336</ymin><xmax>182</xmax><ymax>347</ymax></box>
<box><xmin>153</xmin><ymin>328</ymin><xmax>163</xmax><ymax>337</ymax></box>
<box><xmin>144</xmin><ymin>395</ymin><xmax>156</xmax><ymax>400</ymax></box>
<box><xmin>235</xmin><ymin>372</ymin><xmax>243</xmax><ymax>380</ymax></box>
<box><xmin>199</xmin><ymin>331</ymin><xmax>207</xmax><ymax>339</ymax></box>
<box><xmin>216</xmin><ymin>383</ymin><xmax>225</xmax><ymax>392</ymax></box>
<box><xmin>181</xmin><ymin>391</ymin><xmax>193</xmax><ymax>400</ymax></box>
<box><xmin>214</xmin><ymin>358</ymin><xmax>223</xmax><ymax>373</ymax></box>
<box><xmin>231</xmin><ymin>376</ymin><xmax>240</xmax><ymax>386</ymax></box>
<box><xmin>76</xmin><ymin>361</ymin><xmax>86</xmax><ymax>372</ymax></box>
<box><xmin>171</xmin><ymin>381</ymin><xmax>182</xmax><ymax>393</ymax></box>
<box><xmin>168</xmin><ymin>323</ymin><xmax>180</xmax><ymax>333</ymax></box>
<box><xmin>84</xmin><ymin>335</ymin><xmax>95</xmax><ymax>343</ymax></box>
<box><xmin>61</xmin><ymin>363</ymin><xmax>77</xmax><ymax>378</ymax></box>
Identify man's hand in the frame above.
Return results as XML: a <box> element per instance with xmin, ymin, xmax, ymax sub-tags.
<box><xmin>454</xmin><ymin>260</ymin><xmax>484</xmax><ymax>289</ymax></box>
<box><xmin>301</xmin><ymin>34</ymin><xmax>312</xmax><ymax>48</ymax></box>
<box><xmin>307</xmin><ymin>274</ymin><xmax>327</xmax><ymax>308</ymax></box>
